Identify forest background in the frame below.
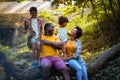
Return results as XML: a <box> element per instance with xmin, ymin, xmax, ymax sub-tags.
<box><xmin>0</xmin><ymin>0</ymin><xmax>120</xmax><ymax>80</ymax></box>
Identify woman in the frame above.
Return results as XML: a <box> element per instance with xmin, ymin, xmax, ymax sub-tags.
<box><xmin>62</xmin><ymin>26</ymin><xmax>88</xmax><ymax>80</ymax></box>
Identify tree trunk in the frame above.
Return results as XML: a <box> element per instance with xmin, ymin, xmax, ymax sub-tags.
<box><xmin>87</xmin><ymin>43</ymin><xmax>120</xmax><ymax>77</ymax></box>
<box><xmin>0</xmin><ymin>43</ymin><xmax>120</xmax><ymax>80</ymax></box>
<box><xmin>0</xmin><ymin>51</ymin><xmax>42</xmax><ymax>80</ymax></box>
<box><xmin>101</xmin><ymin>0</ymin><xmax>109</xmax><ymax>17</ymax></box>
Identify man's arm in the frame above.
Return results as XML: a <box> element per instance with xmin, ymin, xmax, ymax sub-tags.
<box><xmin>41</xmin><ymin>40</ymin><xmax>64</xmax><ymax>49</ymax></box>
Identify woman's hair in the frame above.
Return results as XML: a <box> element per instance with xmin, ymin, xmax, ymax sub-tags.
<box><xmin>75</xmin><ymin>26</ymin><xmax>82</xmax><ymax>39</ymax></box>
<box><xmin>29</xmin><ymin>6</ymin><xmax>37</xmax><ymax>12</ymax></box>
<box><xmin>58</xmin><ymin>16</ymin><xmax>69</xmax><ymax>25</ymax></box>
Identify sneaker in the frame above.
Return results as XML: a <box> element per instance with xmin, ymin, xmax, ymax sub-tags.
<box><xmin>35</xmin><ymin>61</ymin><xmax>40</xmax><ymax>68</ymax></box>
<box><xmin>31</xmin><ymin>61</ymin><xmax>36</xmax><ymax>69</ymax></box>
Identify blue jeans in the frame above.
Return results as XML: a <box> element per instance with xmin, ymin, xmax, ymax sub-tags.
<box><xmin>67</xmin><ymin>58</ymin><xmax>88</xmax><ymax>80</ymax></box>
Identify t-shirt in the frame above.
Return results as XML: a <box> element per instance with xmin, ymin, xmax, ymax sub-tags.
<box><xmin>65</xmin><ymin>40</ymin><xmax>76</xmax><ymax>58</ymax></box>
<box><xmin>31</xmin><ymin>18</ymin><xmax>39</xmax><ymax>39</ymax></box>
<box><xmin>54</xmin><ymin>27</ymin><xmax>67</xmax><ymax>41</ymax></box>
<box><xmin>40</xmin><ymin>35</ymin><xmax>60</xmax><ymax>58</ymax></box>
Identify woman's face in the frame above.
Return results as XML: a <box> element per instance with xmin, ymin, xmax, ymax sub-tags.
<box><xmin>70</xmin><ymin>28</ymin><xmax>77</xmax><ymax>36</ymax></box>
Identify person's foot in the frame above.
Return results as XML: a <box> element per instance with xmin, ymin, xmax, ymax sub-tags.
<box><xmin>35</xmin><ymin>61</ymin><xmax>40</xmax><ymax>68</ymax></box>
<box><xmin>31</xmin><ymin>60</ymin><xmax>40</xmax><ymax>68</ymax></box>
<box><xmin>36</xmin><ymin>63</ymin><xmax>40</xmax><ymax>68</ymax></box>
<box><xmin>31</xmin><ymin>61</ymin><xmax>36</xmax><ymax>69</ymax></box>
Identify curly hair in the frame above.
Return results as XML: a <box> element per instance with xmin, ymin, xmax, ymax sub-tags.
<box><xmin>58</xmin><ymin>16</ymin><xmax>69</xmax><ymax>25</ymax></box>
<box><xmin>75</xmin><ymin>26</ymin><xmax>82</xmax><ymax>39</ymax></box>
<box><xmin>29</xmin><ymin>6</ymin><xmax>37</xmax><ymax>12</ymax></box>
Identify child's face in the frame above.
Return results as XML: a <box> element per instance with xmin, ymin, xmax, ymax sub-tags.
<box><xmin>61</xmin><ymin>22</ymin><xmax>67</xmax><ymax>27</ymax></box>
<box><xmin>30</xmin><ymin>11</ymin><xmax>37</xmax><ymax>18</ymax></box>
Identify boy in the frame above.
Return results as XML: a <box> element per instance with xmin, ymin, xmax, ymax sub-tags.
<box><xmin>24</xmin><ymin>6</ymin><xmax>43</xmax><ymax>68</ymax></box>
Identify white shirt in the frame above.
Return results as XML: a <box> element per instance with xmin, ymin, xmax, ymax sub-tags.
<box><xmin>57</xmin><ymin>27</ymin><xmax>67</xmax><ymax>41</ymax></box>
<box><xmin>31</xmin><ymin>18</ymin><xmax>39</xmax><ymax>39</ymax></box>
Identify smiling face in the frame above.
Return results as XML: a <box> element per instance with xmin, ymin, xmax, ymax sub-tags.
<box><xmin>45</xmin><ymin>24</ymin><xmax>54</xmax><ymax>35</ymax></box>
<box><xmin>69</xmin><ymin>28</ymin><xmax>77</xmax><ymax>37</ymax></box>
<box><xmin>30</xmin><ymin>11</ymin><xmax>37</xmax><ymax>18</ymax></box>
<box><xmin>61</xmin><ymin>22</ymin><xmax>67</xmax><ymax>27</ymax></box>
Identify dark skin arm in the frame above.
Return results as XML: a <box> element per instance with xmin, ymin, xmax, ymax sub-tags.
<box><xmin>61</xmin><ymin>42</ymin><xmax>74</xmax><ymax>61</ymax></box>
<box><xmin>41</xmin><ymin>40</ymin><xmax>64</xmax><ymax>49</ymax></box>
<box><xmin>42</xmin><ymin>40</ymin><xmax>74</xmax><ymax>60</ymax></box>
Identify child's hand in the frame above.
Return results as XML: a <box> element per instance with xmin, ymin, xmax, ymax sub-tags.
<box><xmin>30</xmin><ymin>31</ymin><xmax>35</xmax><ymax>36</ymax></box>
<box><xmin>22</xmin><ymin>16</ymin><xmax>27</xmax><ymax>21</ymax></box>
<box><xmin>67</xmin><ymin>30</ymin><xmax>71</xmax><ymax>36</ymax></box>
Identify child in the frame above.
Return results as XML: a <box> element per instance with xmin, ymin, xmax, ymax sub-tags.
<box><xmin>54</xmin><ymin>16</ymin><xmax>69</xmax><ymax>41</ymax></box>
<box><xmin>24</xmin><ymin>6</ymin><xmax>43</xmax><ymax>68</ymax></box>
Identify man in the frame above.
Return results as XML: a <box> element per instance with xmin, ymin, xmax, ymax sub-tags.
<box><xmin>40</xmin><ymin>23</ymin><xmax>70</xmax><ymax>80</ymax></box>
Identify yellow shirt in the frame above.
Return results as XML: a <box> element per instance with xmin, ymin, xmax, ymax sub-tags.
<box><xmin>66</xmin><ymin>40</ymin><xmax>76</xmax><ymax>58</ymax></box>
<box><xmin>54</xmin><ymin>26</ymin><xmax>59</xmax><ymax>35</ymax></box>
<box><xmin>40</xmin><ymin>35</ymin><xmax>60</xmax><ymax>58</ymax></box>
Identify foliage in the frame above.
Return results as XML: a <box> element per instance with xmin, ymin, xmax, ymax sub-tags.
<box><xmin>90</xmin><ymin>54</ymin><xmax>120</xmax><ymax>80</ymax></box>
<box><xmin>0</xmin><ymin>66</ymin><xmax>5</xmax><ymax>80</ymax></box>
<box><xmin>0</xmin><ymin>0</ymin><xmax>120</xmax><ymax>79</ymax></box>
<box><xmin>39</xmin><ymin>10</ymin><xmax>57</xmax><ymax>26</ymax></box>
<box><xmin>0</xmin><ymin>13</ymin><xmax>26</xmax><ymax>27</ymax></box>
<box><xmin>0</xmin><ymin>0</ymin><xmax>27</xmax><ymax>2</ymax></box>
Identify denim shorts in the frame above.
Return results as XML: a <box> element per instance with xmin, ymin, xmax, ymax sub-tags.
<box><xmin>31</xmin><ymin>37</ymin><xmax>40</xmax><ymax>44</ymax></box>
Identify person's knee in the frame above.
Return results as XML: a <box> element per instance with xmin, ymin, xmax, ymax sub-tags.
<box><xmin>32</xmin><ymin>44</ymin><xmax>37</xmax><ymax>50</ymax></box>
<box><xmin>76</xmin><ymin>66</ymin><xmax>82</xmax><ymax>71</ymax></box>
<box><xmin>41</xmin><ymin>63</ymin><xmax>51</xmax><ymax>69</ymax></box>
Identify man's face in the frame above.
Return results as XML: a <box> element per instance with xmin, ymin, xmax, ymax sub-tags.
<box><xmin>30</xmin><ymin>11</ymin><xmax>37</xmax><ymax>18</ymax></box>
<box><xmin>46</xmin><ymin>25</ymin><xmax>54</xmax><ymax>35</ymax></box>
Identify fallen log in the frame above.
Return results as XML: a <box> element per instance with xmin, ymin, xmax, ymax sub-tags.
<box><xmin>0</xmin><ymin>43</ymin><xmax>120</xmax><ymax>80</ymax></box>
<box><xmin>0</xmin><ymin>51</ymin><xmax>42</xmax><ymax>80</ymax></box>
<box><xmin>87</xmin><ymin>43</ymin><xmax>120</xmax><ymax>77</ymax></box>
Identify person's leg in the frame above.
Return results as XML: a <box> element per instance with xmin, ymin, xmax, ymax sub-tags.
<box><xmin>59</xmin><ymin>68</ymin><xmax>70</xmax><ymax>80</ymax></box>
<box><xmin>31</xmin><ymin>38</ymin><xmax>37</xmax><ymax>68</ymax></box>
<box><xmin>68</xmin><ymin>59</ymin><xmax>82</xmax><ymax>80</ymax></box>
<box><xmin>31</xmin><ymin>43</ymin><xmax>37</xmax><ymax>60</ymax></box>
<box><xmin>51</xmin><ymin>57</ymin><xmax>70</xmax><ymax>80</ymax></box>
<box><xmin>36</xmin><ymin>40</ymin><xmax>40</xmax><ymax>61</ymax></box>
<box><xmin>77</xmin><ymin>59</ymin><xmax>88</xmax><ymax>80</ymax></box>
<box><xmin>81</xmin><ymin>64</ymin><xmax>88</xmax><ymax>80</ymax></box>
<box><xmin>40</xmin><ymin>57</ymin><xmax>52</xmax><ymax>80</ymax></box>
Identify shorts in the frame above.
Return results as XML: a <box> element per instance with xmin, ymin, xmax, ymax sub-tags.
<box><xmin>40</xmin><ymin>56</ymin><xmax>67</xmax><ymax>70</ymax></box>
<box><xmin>31</xmin><ymin>37</ymin><xmax>40</xmax><ymax>44</ymax></box>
